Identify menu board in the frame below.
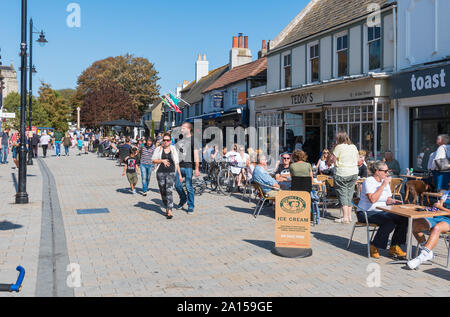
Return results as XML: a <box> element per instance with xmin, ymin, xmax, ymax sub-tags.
<box><xmin>275</xmin><ymin>191</ymin><xmax>311</xmax><ymax>249</ymax></box>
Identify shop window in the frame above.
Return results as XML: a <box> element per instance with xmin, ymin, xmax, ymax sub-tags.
<box><xmin>368</xmin><ymin>25</ymin><xmax>381</xmax><ymax>71</ymax></box>
<box><xmin>335</xmin><ymin>33</ymin><xmax>348</xmax><ymax>77</ymax></box>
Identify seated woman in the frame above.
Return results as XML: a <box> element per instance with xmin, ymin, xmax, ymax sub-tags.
<box><xmin>317</xmin><ymin>149</ymin><xmax>334</xmax><ymax>175</ymax></box>
<box><xmin>408</xmin><ymin>183</ymin><xmax>450</xmax><ymax>269</ymax></box>
<box><xmin>357</xmin><ymin>161</ymin><xmax>406</xmax><ymax>259</ymax></box>
<box><xmin>290</xmin><ymin>150</ymin><xmax>313</xmax><ymax>192</ymax></box>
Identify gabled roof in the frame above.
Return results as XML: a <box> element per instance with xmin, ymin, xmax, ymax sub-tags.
<box><xmin>203</xmin><ymin>57</ymin><xmax>267</xmax><ymax>94</ymax></box>
<box><xmin>271</xmin><ymin>0</ymin><xmax>392</xmax><ymax>51</ymax></box>
<box><xmin>178</xmin><ymin>64</ymin><xmax>229</xmax><ymax>107</ymax></box>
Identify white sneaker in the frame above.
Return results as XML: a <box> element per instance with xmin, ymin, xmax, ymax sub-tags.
<box><xmin>407</xmin><ymin>249</ymin><xmax>434</xmax><ymax>270</ymax></box>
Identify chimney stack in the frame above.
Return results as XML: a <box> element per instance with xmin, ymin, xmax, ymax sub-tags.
<box><xmin>196</xmin><ymin>53</ymin><xmax>209</xmax><ymax>82</ymax></box>
<box><xmin>258</xmin><ymin>40</ymin><xmax>268</xmax><ymax>59</ymax></box>
<box><xmin>230</xmin><ymin>33</ymin><xmax>252</xmax><ymax>69</ymax></box>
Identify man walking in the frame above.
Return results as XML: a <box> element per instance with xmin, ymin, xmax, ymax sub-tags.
<box><xmin>175</xmin><ymin>122</ymin><xmax>200</xmax><ymax>214</ymax></box>
<box><xmin>0</xmin><ymin>128</ymin><xmax>10</xmax><ymax>164</ymax></box>
<box><xmin>31</xmin><ymin>132</ymin><xmax>40</xmax><ymax>158</ymax></box>
<box><xmin>137</xmin><ymin>137</ymin><xmax>156</xmax><ymax>196</ymax></box>
<box><xmin>40</xmin><ymin>132</ymin><xmax>51</xmax><ymax>158</ymax></box>
<box><xmin>53</xmin><ymin>130</ymin><xmax>64</xmax><ymax>157</ymax></box>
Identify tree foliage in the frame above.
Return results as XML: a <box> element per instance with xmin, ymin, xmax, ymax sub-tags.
<box><xmin>76</xmin><ymin>54</ymin><xmax>160</xmax><ymax>120</ymax></box>
<box><xmin>80</xmin><ymin>80</ymin><xmax>135</xmax><ymax>127</ymax></box>
<box><xmin>2</xmin><ymin>92</ymin><xmax>51</xmax><ymax>130</ymax></box>
<box><xmin>37</xmin><ymin>82</ymin><xmax>71</xmax><ymax>132</ymax></box>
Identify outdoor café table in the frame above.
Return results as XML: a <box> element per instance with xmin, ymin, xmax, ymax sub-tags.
<box><xmin>400</xmin><ymin>175</ymin><xmax>431</xmax><ymax>180</ymax></box>
<box><xmin>376</xmin><ymin>204</ymin><xmax>450</xmax><ymax>263</ymax></box>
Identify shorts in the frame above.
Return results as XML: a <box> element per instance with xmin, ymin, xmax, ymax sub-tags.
<box><xmin>83</xmin><ymin>141</ymin><xmax>89</xmax><ymax>147</ymax></box>
<box><xmin>78</xmin><ymin>146</ymin><xmax>82</xmax><ymax>151</ymax></box>
<box><xmin>127</xmin><ymin>173</ymin><xmax>138</xmax><ymax>185</ymax></box>
<box><xmin>425</xmin><ymin>216</ymin><xmax>450</xmax><ymax>229</ymax></box>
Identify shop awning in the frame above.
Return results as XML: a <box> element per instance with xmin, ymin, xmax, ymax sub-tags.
<box><xmin>186</xmin><ymin>111</ymin><xmax>223</xmax><ymax>123</ymax></box>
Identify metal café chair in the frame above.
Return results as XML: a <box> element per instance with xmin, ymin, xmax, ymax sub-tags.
<box><xmin>347</xmin><ymin>201</ymin><xmax>379</xmax><ymax>259</ymax></box>
<box><xmin>253</xmin><ymin>182</ymin><xmax>280</xmax><ymax>219</ymax></box>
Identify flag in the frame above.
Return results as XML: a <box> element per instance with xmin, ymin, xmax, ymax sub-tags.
<box><xmin>160</xmin><ymin>95</ymin><xmax>181</xmax><ymax>114</ymax></box>
<box><xmin>165</xmin><ymin>94</ymin><xmax>182</xmax><ymax>114</ymax></box>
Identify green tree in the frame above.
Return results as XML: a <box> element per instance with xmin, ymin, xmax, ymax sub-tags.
<box><xmin>38</xmin><ymin>82</ymin><xmax>71</xmax><ymax>132</ymax></box>
<box><xmin>2</xmin><ymin>92</ymin><xmax>50</xmax><ymax>129</ymax></box>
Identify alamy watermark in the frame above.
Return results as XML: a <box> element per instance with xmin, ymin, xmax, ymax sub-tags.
<box><xmin>66</xmin><ymin>263</ymin><xmax>82</xmax><ymax>288</ymax></box>
<box><xmin>366</xmin><ymin>263</ymin><xmax>381</xmax><ymax>288</ymax></box>
<box><xmin>66</xmin><ymin>3</ymin><xmax>81</xmax><ymax>28</ymax></box>
<box><xmin>367</xmin><ymin>3</ymin><xmax>381</xmax><ymax>27</ymax></box>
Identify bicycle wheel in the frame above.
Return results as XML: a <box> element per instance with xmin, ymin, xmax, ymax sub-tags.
<box><xmin>217</xmin><ymin>169</ymin><xmax>235</xmax><ymax>196</ymax></box>
<box><xmin>208</xmin><ymin>172</ymin><xmax>218</xmax><ymax>192</ymax></box>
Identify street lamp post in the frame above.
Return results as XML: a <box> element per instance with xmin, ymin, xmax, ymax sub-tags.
<box><xmin>27</xmin><ymin>18</ymin><xmax>47</xmax><ymax>166</ymax></box>
<box><xmin>16</xmin><ymin>0</ymin><xmax>29</xmax><ymax>204</ymax></box>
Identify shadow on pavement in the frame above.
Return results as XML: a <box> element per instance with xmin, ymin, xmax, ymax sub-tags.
<box><xmin>225</xmin><ymin>205</ymin><xmax>275</xmax><ymax>219</ymax></box>
<box><xmin>11</xmin><ymin>173</ymin><xmax>18</xmax><ymax>193</ymax></box>
<box><xmin>244</xmin><ymin>239</ymin><xmax>275</xmax><ymax>251</ymax></box>
<box><xmin>116</xmin><ymin>188</ymin><xmax>133</xmax><ymax>195</ymax></box>
<box><xmin>0</xmin><ymin>221</ymin><xmax>23</xmax><ymax>231</ymax></box>
<box><xmin>134</xmin><ymin>201</ymin><xmax>166</xmax><ymax>218</ymax></box>
<box><xmin>422</xmin><ymin>268</ymin><xmax>450</xmax><ymax>281</ymax></box>
<box><xmin>312</xmin><ymin>231</ymin><xmax>368</xmax><ymax>258</ymax></box>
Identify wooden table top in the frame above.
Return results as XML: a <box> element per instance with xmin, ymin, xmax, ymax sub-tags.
<box><xmin>376</xmin><ymin>204</ymin><xmax>450</xmax><ymax>219</ymax></box>
<box><xmin>399</xmin><ymin>175</ymin><xmax>431</xmax><ymax>180</ymax></box>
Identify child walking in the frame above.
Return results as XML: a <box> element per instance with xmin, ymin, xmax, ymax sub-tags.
<box><xmin>123</xmin><ymin>148</ymin><xmax>139</xmax><ymax>194</ymax></box>
<box><xmin>77</xmin><ymin>137</ymin><xmax>83</xmax><ymax>156</ymax></box>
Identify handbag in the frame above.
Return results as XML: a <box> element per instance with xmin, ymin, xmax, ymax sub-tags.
<box><xmin>435</xmin><ymin>146</ymin><xmax>450</xmax><ymax>171</ymax></box>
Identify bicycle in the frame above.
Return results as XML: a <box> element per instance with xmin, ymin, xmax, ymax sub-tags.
<box><xmin>217</xmin><ymin>160</ymin><xmax>244</xmax><ymax>196</ymax></box>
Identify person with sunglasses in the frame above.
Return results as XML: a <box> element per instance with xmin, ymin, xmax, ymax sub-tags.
<box><xmin>275</xmin><ymin>153</ymin><xmax>292</xmax><ymax>189</ymax></box>
<box><xmin>152</xmin><ymin>133</ymin><xmax>182</xmax><ymax>219</ymax></box>
<box><xmin>357</xmin><ymin>161</ymin><xmax>407</xmax><ymax>259</ymax></box>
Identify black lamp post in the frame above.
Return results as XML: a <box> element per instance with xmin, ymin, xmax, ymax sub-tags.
<box><xmin>16</xmin><ymin>0</ymin><xmax>29</xmax><ymax>204</ymax></box>
<box><xmin>27</xmin><ymin>19</ymin><xmax>47</xmax><ymax>166</ymax></box>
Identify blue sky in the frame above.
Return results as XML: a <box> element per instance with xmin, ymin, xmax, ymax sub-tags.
<box><xmin>0</xmin><ymin>0</ymin><xmax>308</xmax><ymax>95</ymax></box>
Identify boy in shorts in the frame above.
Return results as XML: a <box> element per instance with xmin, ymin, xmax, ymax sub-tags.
<box><xmin>77</xmin><ymin>137</ymin><xmax>83</xmax><ymax>156</ymax></box>
<box><xmin>122</xmin><ymin>148</ymin><xmax>139</xmax><ymax>195</ymax></box>
<box><xmin>408</xmin><ymin>183</ymin><xmax>450</xmax><ymax>269</ymax></box>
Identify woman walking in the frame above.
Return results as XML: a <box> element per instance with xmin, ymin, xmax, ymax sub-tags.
<box><xmin>152</xmin><ymin>133</ymin><xmax>182</xmax><ymax>219</ymax></box>
<box><xmin>333</xmin><ymin>131</ymin><xmax>359</xmax><ymax>224</ymax></box>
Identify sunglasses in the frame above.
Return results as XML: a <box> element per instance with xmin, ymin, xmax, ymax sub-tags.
<box><xmin>282</xmin><ymin>157</ymin><xmax>290</xmax><ymax>160</ymax></box>
<box><xmin>163</xmin><ymin>139</ymin><xmax>171</xmax><ymax>142</ymax></box>
<box><xmin>378</xmin><ymin>169</ymin><xmax>390</xmax><ymax>173</ymax></box>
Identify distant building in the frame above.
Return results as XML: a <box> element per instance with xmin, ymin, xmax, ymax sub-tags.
<box><xmin>0</xmin><ymin>63</ymin><xmax>19</xmax><ymax>103</ymax></box>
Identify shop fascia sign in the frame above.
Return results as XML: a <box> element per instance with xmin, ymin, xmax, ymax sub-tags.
<box><xmin>391</xmin><ymin>64</ymin><xmax>449</xmax><ymax>99</ymax></box>
<box><xmin>255</xmin><ymin>90</ymin><xmax>322</xmax><ymax>111</ymax></box>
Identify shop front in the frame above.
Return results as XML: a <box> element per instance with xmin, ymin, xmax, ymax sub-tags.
<box><xmin>391</xmin><ymin>62</ymin><xmax>450</xmax><ymax>172</ymax></box>
<box><xmin>253</xmin><ymin>75</ymin><xmax>392</xmax><ymax>162</ymax></box>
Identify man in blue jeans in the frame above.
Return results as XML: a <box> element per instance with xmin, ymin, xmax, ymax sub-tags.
<box><xmin>137</xmin><ymin>138</ymin><xmax>155</xmax><ymax>196</ymax></box>
<box><xmin>0</xmin><ymin>128</ymin><xmax>10</xmax><ymax>164</ymax></box>
<box><xmin>175</xmin><ymin>122</ymin><xmax>200</xmax><ymax>214</ymax></box>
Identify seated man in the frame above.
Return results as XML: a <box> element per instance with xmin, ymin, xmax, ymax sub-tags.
<box><xmin>408</xmin><ymin>184</ymin><xmax>450</xmax><ymax>270</ymax></box>
<box><xmin>384</xmin><ymin>151</ymin><xmax>401</xmax><ymax>177</ymax></box>
<box><xmin>358</xmin><ymin>155</ymin><xmax>368</xmax><ymax>178</ymax></box>
<box><xmin>358</xmin><ymin>161</ymin><xmax>406</xmax><ymax>258</ymax></box>
<box><xmin>252</xmin><ymin>155</ymin><xmax>280</xmax><ymax>198</ymax></box>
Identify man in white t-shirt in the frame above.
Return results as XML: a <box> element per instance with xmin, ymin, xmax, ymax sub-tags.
<box><xmin>40</xmin><ymin>132</ymin><xmax>51</xmax><ymax>158</ymax></box>
<box><xmin>357</xmin><ymin>161</ymin><xmax>407</xmax><ymax>259</ymax></box>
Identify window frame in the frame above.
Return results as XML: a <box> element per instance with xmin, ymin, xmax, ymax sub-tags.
<box><xmin>364</xmin><ymin>23</ymin><xmax>382</xmax><ymax>73</ymax></box>
<box><xmin>307</xmin><ymin>41</ymin><xmax>320</xmax><ymax>84</ymax></box>
<box><xmin>282</xmin><ymin>52</ymin><xmax>292</xmax><ymax>88</ymax></box>
<box><xmin>334</xmin><ymin>31</ymin><xmax>349</xmax><ymax>78</ymax></box>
